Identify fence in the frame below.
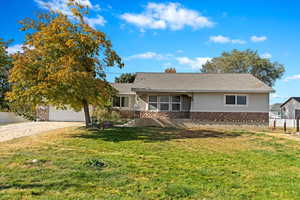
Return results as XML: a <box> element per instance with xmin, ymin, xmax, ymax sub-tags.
<box><xmin>0</xmin><ymin>112</ymin><xmax>27</xmax><ymax>123</ymax></box>
<box><xmin>269</xmin><ymin>118</ymin><xmax>299</xmax><ymax>128</ymax></box>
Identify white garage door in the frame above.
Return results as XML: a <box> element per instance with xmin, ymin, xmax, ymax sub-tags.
<box><xmin>49</xmin><ymin>106</ymin><xmax>85</xmax><ymax>122</ymax></box>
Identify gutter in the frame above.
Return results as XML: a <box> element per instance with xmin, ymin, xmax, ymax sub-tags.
<box><xmin>131</xmin><ymin>88</ymin><xmax>275</xmax><ymax>93</ymax></box>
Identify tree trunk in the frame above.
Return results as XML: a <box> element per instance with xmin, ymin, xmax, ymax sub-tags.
<box><xmin>83</xmin><ymin>99</ymin><xmax>91</xmax><ymax>127</ymax></box>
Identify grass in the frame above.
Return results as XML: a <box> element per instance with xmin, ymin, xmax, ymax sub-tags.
<box><xmin>1</xmin><ymin>126</ymin><xmax>300</xmax><ymax>199</ymax></box>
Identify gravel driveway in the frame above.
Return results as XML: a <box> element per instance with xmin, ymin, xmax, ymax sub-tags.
<box><xmin>0</xmin><ymin>122</ymin><xmax>84</xmax><ymax>142</ymax></box>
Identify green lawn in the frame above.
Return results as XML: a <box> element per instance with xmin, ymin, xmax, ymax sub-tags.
<box><xmin>1</xmin><ymin>126</ymin><xmax>300</xmax><ymax>199</ymax></box>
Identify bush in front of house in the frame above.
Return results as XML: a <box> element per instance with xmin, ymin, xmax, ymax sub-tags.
<box><xmin>91</xmin><ymin>107</ymin><xmax>121</xmax><ymax>128</ymax></box>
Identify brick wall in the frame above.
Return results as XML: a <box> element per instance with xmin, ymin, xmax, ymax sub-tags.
<box><xmin>117</xmin><ymin>110</ymin><xmax>268</xmax><ymax>124</ymax></box>
<box><xmin>190</xmin><ymin>112</ymin><xmax>268</xmax><ymax>123</ymax></box>
<box><xmin>118</xmin><ymin>110</ymin><xmax>137</xmax><ymax>118</ymax></box>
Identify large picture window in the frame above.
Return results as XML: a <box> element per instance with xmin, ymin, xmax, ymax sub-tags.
<box><xmin>148</xmin><ymin>96</ymin><xmax>158</xmax><ymax>110</ymax></box>
<box><xmin>225</xmin><ymin>95</ymin><xmax>247</xmax><ymax>105</ymax></box>
<box><xmin>148</xmin><ymin>95</ymin><xmax>181</xmax><ymax>111</ymax></box>
<box><xmin>113</xmin><ymin>96</ymin><xmax>129</xmax><ymax>108</ymax></box>
<box><xmin>159</xmin><ymin>96</ymin><xmax>169</xmax><ymax>111</ymax></box>
<box><xmin>171</xmin><ymin>96</ymin><xmax>181</xmax><ymax>111</ymax></box>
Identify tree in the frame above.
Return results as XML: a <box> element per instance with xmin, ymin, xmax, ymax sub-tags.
<box><xmin>0</xmin><ymin>38</ymin><xmax>13</xmax><ymax>111</ymax></box>
<box><xmin>164</xmin><ymin>68</ymin><xmax>176</xmax><ymax>73</ymax></box>
<box><xmin>115</xmin><ymin>73</ymin><xmax>136</xmax><ymax>83</ymax></box>
<box><xmin>7</xmin><ymin>1</ymin><xmax>123</xmax><ymax>127</ymax></box>
<box><xmin>201</xmin><ymin>49</ymin><xmax>285</xmax><ymax>86</ymax></box>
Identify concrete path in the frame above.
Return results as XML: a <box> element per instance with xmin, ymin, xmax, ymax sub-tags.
<box><xmin>0</xmin><ymin>122</ymin><xmax>84</xmax><ymax>142</ymax></box>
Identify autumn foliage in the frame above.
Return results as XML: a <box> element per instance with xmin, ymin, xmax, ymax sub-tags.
<box><xmin>7</xmin><ymin>1</ymin><xmax>123</xmax><ymax>126</ymax></box>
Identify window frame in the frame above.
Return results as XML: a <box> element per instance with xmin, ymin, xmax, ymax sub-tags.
<box><xmin>147</xmin><ymin>95</ymin><xmax>181</xmax><ymax>112</ymax></box>
<box><xmin>171</xmin><ymin>96</ymin><xmax>181</xmax><ymax>111</ymax></box>
<box><xmin>148</xmin><ymin>95</ymin><xmax>158</xmax><ymax>111</ymax></box>
<box><xmin>113</xmin><ymin>95</ymin><xmax>130</xmax><ymax>108</ymax></box>
<box><xmin>224</xmin><ymin>94</ymin><xmax>248</xmax><ymax>106</ymax></box>
<box><xmin>159</xmin><ymin>96</ymin><xmax>170</xmax><ymax>111</ymax></box>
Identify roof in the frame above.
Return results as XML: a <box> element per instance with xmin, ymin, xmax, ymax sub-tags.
<box><xmin>280</xmin><ymin>97</ymin><xmax>300</xmax><ymax>107</ymax></box>
<box><xmin>111</xmin><ymin>83</ymin><xmax>135</xmax><ymax>94</ymax></box>
<box><xmin>131</xmin><ymin>73</ymin><xmax>274</xmax><ymax>93</ymax></box>
<box><xmin>270</xmin><ymin>103</ymin><xmax>281</xmax><ymax>112</ymax></box>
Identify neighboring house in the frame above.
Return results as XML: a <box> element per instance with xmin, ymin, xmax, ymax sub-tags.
<box><xmin>280</xmin><ymin>97</ymin><xmax>300</xmax><ymax>119</ymax></box>
<box><xmin>111</xmin><ymin>73</ymin><xmax>273</xmax><ymax>124</ymax></box>
<box><xmin>269</xmin><ymin>103</ymin><xmax>282</xmax><ymax>119</ymax></box>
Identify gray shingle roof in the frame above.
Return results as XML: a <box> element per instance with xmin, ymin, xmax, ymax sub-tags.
<box><xmin>111</xmin><ymin>83</ymin><xmax>135</xmax><ymax>94</ymax></box>
<box><xmin>131</xmin><ymin>73</ymin><xmax>274</xmax><ymax>93</ymax></box>
<box><xmin>281</xmin><ymin>97</ymin><xmax>300</xmax><ymax>107</ymax></box>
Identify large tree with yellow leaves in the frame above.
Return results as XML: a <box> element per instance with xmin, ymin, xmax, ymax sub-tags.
<box><xmin>7</xmin><ymin>1</ymin><xmax>123</xmax><ymax>126</ymax></box>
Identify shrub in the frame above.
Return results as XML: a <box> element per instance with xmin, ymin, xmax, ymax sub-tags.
<box><xmin>9</xmin><ymin>101</ymin><xmax>37</xmax><ymax>121</ymax></box>
<box><xmin>91</xmin><ymin>107</ymin><xmax>120</xmax><ymax>124</ymax></box>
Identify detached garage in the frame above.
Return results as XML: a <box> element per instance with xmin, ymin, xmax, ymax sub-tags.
<box><xmin>37</xmin><ymin>106</ymin><xmax>86</xmax><ymax>122</ymax></box>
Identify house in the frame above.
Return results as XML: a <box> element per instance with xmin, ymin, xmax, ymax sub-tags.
<box><xmin>269</xmin><ymin>103</ymin><xmax>282</xmax><ymax>119</ymax></box>
<box><xmin>39</xmin><ymin>72</ymin><xmax>273</xmax><ymax>124</ymax></box>
<box><xmin>280</xmin><ymin>97</ymin><xmax>300</xmax><ymax>119</ymax></box>
<box><xmin>111</xmin><ymin>73</ymin><xmax>273</xmax><ymax>124</ymax></box>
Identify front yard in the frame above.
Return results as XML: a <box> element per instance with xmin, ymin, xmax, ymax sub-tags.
<box><xmin>1</xmin><ymin>126</ymin><xmax>300</xmax><ymax>199</ymax></box>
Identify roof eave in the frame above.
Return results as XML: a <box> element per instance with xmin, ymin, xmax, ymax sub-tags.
<box><xmin>132</xmin><ymin>88</ymin><xmax>274</xmax><ymax>93</ymax></box>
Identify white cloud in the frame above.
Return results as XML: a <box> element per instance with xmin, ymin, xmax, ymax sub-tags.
<box><xmin>283</xmin><ymin>74</ymin><xmax>300</xmax><ymax>82</ymax></box>
<box><xmin>35</xmin><ymin>0</ymin><xmax>104</xmax><ymax>27</ymax></box>
<box><xmin>261</xmin><ymin>52</ymin><xmax>272</xmax><ymax>59</ymax></box>
<box><xmin>121</xmin><ymin>2</ymin><xmax>214</xmax><ymax>31</ymax></box>
<box><xmin>209</xmin><ymin>35</ymin><xmax>246</xmax><ymax>44</ymax></box>
<box><xmin>6</xmin><ymin>44</ymin><xmax>24</xmax><ymax>54</ymax></box>
<box><xmin>35</xmin><ymin>0</ymin><xmax>94</xmax><ymax>11</ymax></box>
<box><xmin>127</xmin><ymin>52</ymin><xmax>172</xmax><ymax>60</ymax></box>
<box><xmin>251</xmin><ymin>35</ymin><xmax>267</xmax><ymax>42</ymax></box>
<box><xmin>6</xmin><ymin>44</ymin><xmax>34</xmax><ymax>54</ymax></box>
<box><xmin>176</xmin><ymin>56</ymin><xmax>211</xmax><ymax>69</ymax></box>
<box><xmin>84</xmin><ymin>15</ymin><xmax>106</xmax><ymax>27</ymax></box>
<box><xmin>231</xmin><ymin>39</ymin><xmax>246</xmax><ymax>44</ymax></box>
<box><xmin>209</xmin><ymin>35</ymin><xmax>230</xmax><ymax>43</ymax></box>
<box><xmin>176</xmin><ymin>50</ymin><xmax>184</xmax><ymax>53</ymax></box>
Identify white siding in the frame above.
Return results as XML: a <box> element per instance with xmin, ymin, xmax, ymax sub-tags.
<box><xmin>49</xmin><ymin>106</ymin><xmax>85</xmax><ymax>122</ymax></box>
<box><xmin>0</xmin><ymin>112</ymin><xmax>27</xmax><ymax>123</ymax></box>
<box><xmin>282</xmin><ymin>99</ymin><xmax>300</xmax><ymax>119</ymax></box>
<box><xmin>191</xmin><ymin>93</ymin><xmax>269</xmax><ymax>112</ymax></box>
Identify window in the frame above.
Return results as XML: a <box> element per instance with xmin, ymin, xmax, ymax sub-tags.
<box><xmin>148</xmin><ymin>95</ymin><xmax>181</xmax><ymax>111</ymax></box>
<box><xmin>159</xmin><ymin>96</ymin><xmax>169</xmax><ymax>111</ymax></box>
<box><xmin>121</xmin><ymin>97</ymin><xmax>129</xmax><ymax>107</ymax></box>
<box><xmin>113</xmin><ymin>97</ymin><xmax>120</xmax><ymax>107</ymax></box>
<box><xmin>225</xmin><ymin>95</ymin><xmax>247</xmax><ymax>106</ymax></box>
<box><xmin>225</xmin><ymin>95</ymin><xmax>236</xmax><ymax>105</ymax></box>
<box><xmin>237</xmin><ymin>96</ymin><xmax>247</xmax><ymax>105</ymax></box>
<box><xmin>113</xmin><ymin>96</ymin><xmax>129</xmax><ymax>107</ymax></box>
<box><xmin>148</xmin><ymin>96</ymin><xmax>158</xmax><ymax>110</ymax></box>
<box><xmin>171</xmin><ymin>96</ymin><xmax>181</xmax><ymax>111</ymax></box>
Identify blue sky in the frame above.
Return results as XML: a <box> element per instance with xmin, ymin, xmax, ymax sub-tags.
<box><xmin>1</xmin><ymin>0</ymin><xmax>300</xmax><ymax>104</ymax></box>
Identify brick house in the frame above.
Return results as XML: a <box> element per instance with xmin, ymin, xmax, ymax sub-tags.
<box><xmin>111</xmin><ymin>73</ymin><xmax>274</xmax><ymax>124</ymax></box>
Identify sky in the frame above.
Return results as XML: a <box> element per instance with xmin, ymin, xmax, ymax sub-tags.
<box><xmin>1</xmin><ymin>0</ymin><xmax>300</xmax><ymax>104</ymax></box>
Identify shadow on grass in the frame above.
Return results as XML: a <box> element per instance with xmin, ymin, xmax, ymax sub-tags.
<box><xmin>73</xmin><ymin>127</ymin><xmax>242</xmax><ymax>142</ymax></box>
